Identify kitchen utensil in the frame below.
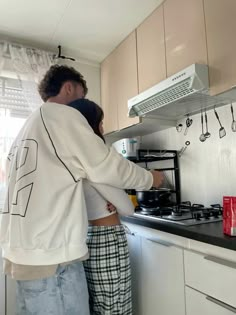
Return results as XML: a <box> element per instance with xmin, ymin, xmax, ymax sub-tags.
<box><xmin>178</xmin><ymin>141</ymin><xmax>190</xmax><ymax>157</ymax></box>
<box><xmin>136</xmin><ymin>188</ymin><xmax>171</xmax><ymax>208</ymax></box>
<box><xmin>184</xmin><ymin>116</ymin><xmax>193</xmax><ymax>136</ymax></box>
<box><xmin>204</xmin><ymin>111</ymin><xmax>211</xmax><ymax>138</ymax></box>
<box><xmin>176</xmin><ymin>123</ymin><xmax>183</xmax><ymax>132</ymax></box>
<box><xmin>230</xmin><ymin>103</ymin><xmax>236</xmax><ymax>132</ymax></box>
<box><xmin>199</xmin><ymin>111</ymin><xmax>206</xmax><ymax>142</ymax></box>
<box><xmin>214</xmin><ymin>108</ymin><xmax>226</xmax><ymax>138</ymax></box>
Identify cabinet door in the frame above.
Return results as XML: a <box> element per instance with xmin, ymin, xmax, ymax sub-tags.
<box><xmin>0</xmin><ymin>252</ymin><xmax>5</xmax><ymax>315</ymax></box>
<box><xmin>137</xmin><ymin>5</ymin><xmax>166</xmax><ymax>93</ymax></box>
<box><xmin>101</xmin><ymin>50</ymin><xmax>119</xmax><ymax>134</ymax></box>
<box><xmin>115</xmin><ymin>32</ymin><xmax>140</xmax><ymax>130</ymax></box>
<box><xmin>126</xmin><ymin>232</ymin><xmax>142</xmax><ymax>315</ymax></box>
<box><xmin>164</xmin><ymin>0</ymin><xmax>207</xmax><ymax>76</ymax></box>
<box><xmin>186</xmin><ymin>286</ymin><xmax>236</xmax><ymax>315</ymax></box>
<box><xmin>6</xmin><ymin>278</ymin><xmax>16</xmax><ymax>315</ymax></box>
<box><xmin>204</xmin><ymin>0</ymin><xmax>236</xmax><ymax>96</ymax></box>
<box><xmin>141</xmin><ymin>238</ymin><xmax>185</xmax><ymax>315</ymax></box>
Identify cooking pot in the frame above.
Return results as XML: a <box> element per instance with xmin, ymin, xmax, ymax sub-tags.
<box><xmin>136</xmin><ymin>188</ymin><xmax>171</xmax><ymax>208</ymax></box>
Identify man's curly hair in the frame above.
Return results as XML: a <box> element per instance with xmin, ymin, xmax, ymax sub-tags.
<box><xmin>38</xmin><ymin>64</ymin><xmax>88</xmax><ymax>102</ymax></box>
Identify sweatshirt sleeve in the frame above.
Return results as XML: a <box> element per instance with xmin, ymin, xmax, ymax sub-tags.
<box><xmin>42</xmin><ymin>104</ymin><xmax>153</xmax><ymax>190</ymax></box>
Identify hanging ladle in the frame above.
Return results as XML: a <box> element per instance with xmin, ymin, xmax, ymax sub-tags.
<box><xmin>204</xmin><ymin>111</ymin><xmax>211</xmax><ymax>138</ymax></box>
<box><xmin>214</xmin><ymin>107</ymin><xmax>226</xmax><ymax>138</ymax></box>
<box><xmin>230</xmin><ymin>103</ymin><xmax>236</xmax><ymax>132</ymax></box>
<box><xmin>199</xmin><ymin>111</ymin><xmax>206</xmax><ymax>142</ymax></box>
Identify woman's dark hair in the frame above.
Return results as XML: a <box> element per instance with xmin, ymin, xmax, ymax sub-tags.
<box><xmin>38</xmin><ymin>64</ymin><xmax>88</xmax><ymax>101</ymax></box>
<box><xmin>68</xmin><ymin>99</ymin><xmax>105</xmax><ymax>143</ymax></box>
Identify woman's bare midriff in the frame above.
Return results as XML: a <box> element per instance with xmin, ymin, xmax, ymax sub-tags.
<box><xmin>89</xmin><ymin>213</ymin><xmax>120</xmax><ymax>226</ymax></box>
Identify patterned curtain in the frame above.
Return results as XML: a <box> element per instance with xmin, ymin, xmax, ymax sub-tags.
<box><xmin>0</xmin><ymin>41</ymin><xmax>56</xmax><ymax>210</ymax></box>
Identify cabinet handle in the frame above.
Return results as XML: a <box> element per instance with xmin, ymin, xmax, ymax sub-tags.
<box><xmin>204</xmin><ymin>255</ymin><xmax>236</xmax><ymax>270</ymax></box>
<box><xmin>123</xmin><ymin>225</ymin><xmax>136</xmax><ymax>236</ymax></box>
<box><xmin>146</xmin><ymin>238</ymin><xmax>173</xmax><ymax>247</ymax></box>
<box><xmin>206</xmin><ymin>296</ymin><xmax>236</xmax><ymax>313</ymax></box>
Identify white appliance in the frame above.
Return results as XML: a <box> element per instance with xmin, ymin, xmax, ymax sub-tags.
<box><xmin>128</xmin><ymin>64</ymin><xmax>236</xmax><ymax>119</ymax></box>
<box><xmin>112</xmin><ymin>138</ymin><xmax>140</xmax><ymax>159</ymax></box>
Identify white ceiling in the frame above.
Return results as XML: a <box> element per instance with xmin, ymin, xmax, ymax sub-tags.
<box><xmin>0</xmin><ymin>0</ymin><xmax>164</xmax><ymax>64</ymax></box>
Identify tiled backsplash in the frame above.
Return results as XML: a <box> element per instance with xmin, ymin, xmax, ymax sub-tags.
<box><xmin>141</xmin><ymin>102</ymin><xmax>236</xmax><ymax>206</ymax></box>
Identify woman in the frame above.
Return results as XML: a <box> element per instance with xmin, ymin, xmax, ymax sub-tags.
<box><xmin>68</xmin><ymin>98</ymin><xmax>134</xmax><ymax>315</ymax></box>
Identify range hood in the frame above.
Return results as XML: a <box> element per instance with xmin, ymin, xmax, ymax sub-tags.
<box><xmin>128</xmin><ymin>64</ymin><xmax>235</xmax><ymax>120</ymax></box>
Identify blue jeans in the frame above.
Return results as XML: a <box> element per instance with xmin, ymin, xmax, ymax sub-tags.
<box><xmin>16</xmin><ymin>261</ymin><xmax>90</xmax><ymax>315</ymax></box>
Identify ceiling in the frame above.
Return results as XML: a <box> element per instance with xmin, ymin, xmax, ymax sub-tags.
<box><xmin>0</xmin><ymin>0</ymin><xmax>164</xmax><ymax>64</ymax></box>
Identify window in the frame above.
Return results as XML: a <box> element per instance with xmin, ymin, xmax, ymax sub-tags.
<box><xmin>0</xmin><ymin>77</ymin><xmax>41</xmax><ymax>209</ymax></box>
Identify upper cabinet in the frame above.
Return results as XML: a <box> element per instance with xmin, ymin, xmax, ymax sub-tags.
<box><xmin>101</xmin><ymin>0</ymin><xmax>236</xmax><ymax>136</ymax></box>
<box><xmin>204</xmin><ymin>0</ymin><xmax>236</xmax><ymax>96</ymax></box>
<box><xmin>163</xmin><ymin>0</ymin><xmax>208</xmax><ymax>77</ymax></box>
<box><xmin>101</xmin><ymin>49</ymin><xmax>119</xmax><ymax>134</ymax></box>
<box><xmin>136</xmin><ymin>5</ymin><xmax>166</xmax><ymax>93</ymax></box>
<box><xmin>115</xmin><ymin>32</ymin><xmax>140</xmax><ymax>130</ymax></box>
<box><xmin>101</xmin><ymin>31</ymin><xmax>139</xmax><ymax>134</ymax></box>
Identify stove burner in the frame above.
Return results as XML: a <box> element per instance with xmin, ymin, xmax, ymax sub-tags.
<box><xmin>139</xmin><ymin>206</ymin><xmax>172</xmax><ymax>216</ymax></box>
<box><xmin>134</xmin><ymin>201</ymin><xmax>223</xmax><ymax>226</ymax></box>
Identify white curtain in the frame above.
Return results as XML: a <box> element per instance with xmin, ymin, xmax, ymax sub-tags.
<box><xmin>0</xmin><ymin>41</ymin><xmax>55</xmax><ymax>210</ymax></box>
<box><xmin>0</xmin><ymin>40</ymin><xmax>56</xmax><ymax>112</ymax></box>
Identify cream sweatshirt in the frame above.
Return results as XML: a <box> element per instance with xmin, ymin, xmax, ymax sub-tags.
<box><xmin>0</xmin><ymin>102</ymin><xmax>152</xmax><ymax>265</ymax></box>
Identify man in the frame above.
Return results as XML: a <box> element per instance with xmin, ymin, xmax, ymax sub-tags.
<box><xmin>0</xmin><ymin>65</ymin><xmax>163</xmax><ymax>315</ymax></box>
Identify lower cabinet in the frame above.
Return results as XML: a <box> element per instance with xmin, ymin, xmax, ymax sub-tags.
<box><xmin>184</xmin><ymin>249</ymin><xmax>236</xmax><ymax>310</ymax></box>
<box><xmin>125</xmin><ymin>223</ymin><xmax>236</xmax><ymax>315</ymax></box>
<box><xmin>140</xmin><ymin>238</ymin><xmax>185</xmax><ymax>315</ymax></box>
<box><xmin>126</xmin><ymin>232</ymin><xmax>142</xmax><ymax>315</ymax></box>
<box><xmin>0</xmin><ymin>251</ymin><xmax>5</xmax><ymax>315</ymax></box>
<box><xmin>186</xmin><ymin>286</ymin><xmax>236</xmax><ymax>315</ymax></box>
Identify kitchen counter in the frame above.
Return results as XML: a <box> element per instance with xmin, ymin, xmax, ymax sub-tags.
<box><xmin>121</xmin><ymin>215</ymin><xmax>236</xmax><ymax>252</ymax></box>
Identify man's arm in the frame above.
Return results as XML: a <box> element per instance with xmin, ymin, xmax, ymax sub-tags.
<box><xmin>44</xmin><ymin>105</ymin><xmax>163</xmax><ymax>190</ymax></box>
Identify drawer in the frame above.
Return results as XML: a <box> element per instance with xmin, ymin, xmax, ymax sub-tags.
<box><xmin>186</xmin><ymin>286</ymin><xmax>236</xmax><ymax>315</ymax></box>
<box><xmin>184</xmin><ymin>250</ymin><xmax>236</xmax><ymax>308</ymax></box>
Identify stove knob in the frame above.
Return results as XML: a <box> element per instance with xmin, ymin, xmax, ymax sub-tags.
<box><xmin>194</xmin><ymin>212</ymin><xmax>201</xmax><ymax>220</ymax></box>
<box><xmin>204</xmin><ymin>213</ymin><xmax>210</xmax><ymax>220</ymax></box>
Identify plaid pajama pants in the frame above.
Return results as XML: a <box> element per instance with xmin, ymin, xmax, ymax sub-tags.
<box><xmin>83</xmin><ymin>225</ymin><xmax>132</xmax><ymax>315</ymax></box>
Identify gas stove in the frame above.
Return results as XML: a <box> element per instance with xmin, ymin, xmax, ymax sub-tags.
<box><xmin>133</xmin><ymin>202</ymin><xmax>223</xmax><ymax>226</ymax></box>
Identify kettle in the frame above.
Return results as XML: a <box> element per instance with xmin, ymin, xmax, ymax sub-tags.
<box><xmin>112</xmin><ymin>137</ymin><xmax>140</xmax><ymax>159</ymax></box>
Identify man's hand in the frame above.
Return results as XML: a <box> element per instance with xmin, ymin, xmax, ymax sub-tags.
<box><xmin>151</xmin><ymin>170</ymin><xmax>164</xmax><ymax>188</ymax></box>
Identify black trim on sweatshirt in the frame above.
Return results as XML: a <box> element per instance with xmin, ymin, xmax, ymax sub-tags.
<box><xmin>40</xmin><ymin>107</ymin><xmax>79</xmax><ymax>183</ymax></box>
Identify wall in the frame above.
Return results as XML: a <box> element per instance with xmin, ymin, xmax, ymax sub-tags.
<box><xmin>61</xmin><ymin>59</ymin><xmax>101</xmax><ymax>105</ymax></box>
<box><xmin>141</xmin><ymin>103</ymin><xmax>236</xmax><ymax>206</ymax></box>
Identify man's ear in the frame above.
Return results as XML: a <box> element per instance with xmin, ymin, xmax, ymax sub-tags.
<box><xmin>61</xmin><ymin>81</ymin><xmax>73</xmax><ymax>96</ymax></box>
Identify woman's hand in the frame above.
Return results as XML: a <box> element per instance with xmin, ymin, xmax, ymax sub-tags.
<box><xmin>106</xmin><ymin>202</ymin><xmax>117</xmax><ymax>213</ymax></box>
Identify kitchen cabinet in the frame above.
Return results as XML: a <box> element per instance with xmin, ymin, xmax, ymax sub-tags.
<box><xmin>140</xmin><ymin>237</ymin><xmax>185</xmax><ymax>315</ymax></box>
<box><xmin>163</xmin><ymin>0</ymin><xmax>208</xmax><ymax>77</ymax></box>
<box><xmin>101</xmin><ymin>49</ymin><xmax>118</xmax><ymax>134</ymax></box>
<box><xmin>136</xmin><ymin>5</ymin><xmax>166</xmax><ymax>93</ymax></box>
<box><xmin>204</xmin><ymin>0</ymin><xmax>236</xmax><ymax>96</ymax></box>
<box><xmin>186</xmin><ymin>286</ymin><xmax>236</xmax><ymax>315</ymax></box>
<box><xmin>115</xmin><ymin>32</ymin><xmax>140</xmax><ymax>130</ymax></box>
<box><xmin>126</xmin><ymin>231</ymin><xmax>142</xmax><ymax>315</ymax></box>
<box><xmin>184</xmin><ymin>249</ymin><xmax>236</xmax><ymax>309</ymax></box>
<box><xmin>0</xmin><ymin>252</ymin><xmax>5</xmax><ymax>315</ymax></box>
<box><xmin>6</xmin><ymin>278</ymin><xmax>16</xmax><ymax>315</ymax></box>
<box><xmin>101</xmin><ymin>31</ymin><xmax>139</xmax><ymax>134</ymax></box>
